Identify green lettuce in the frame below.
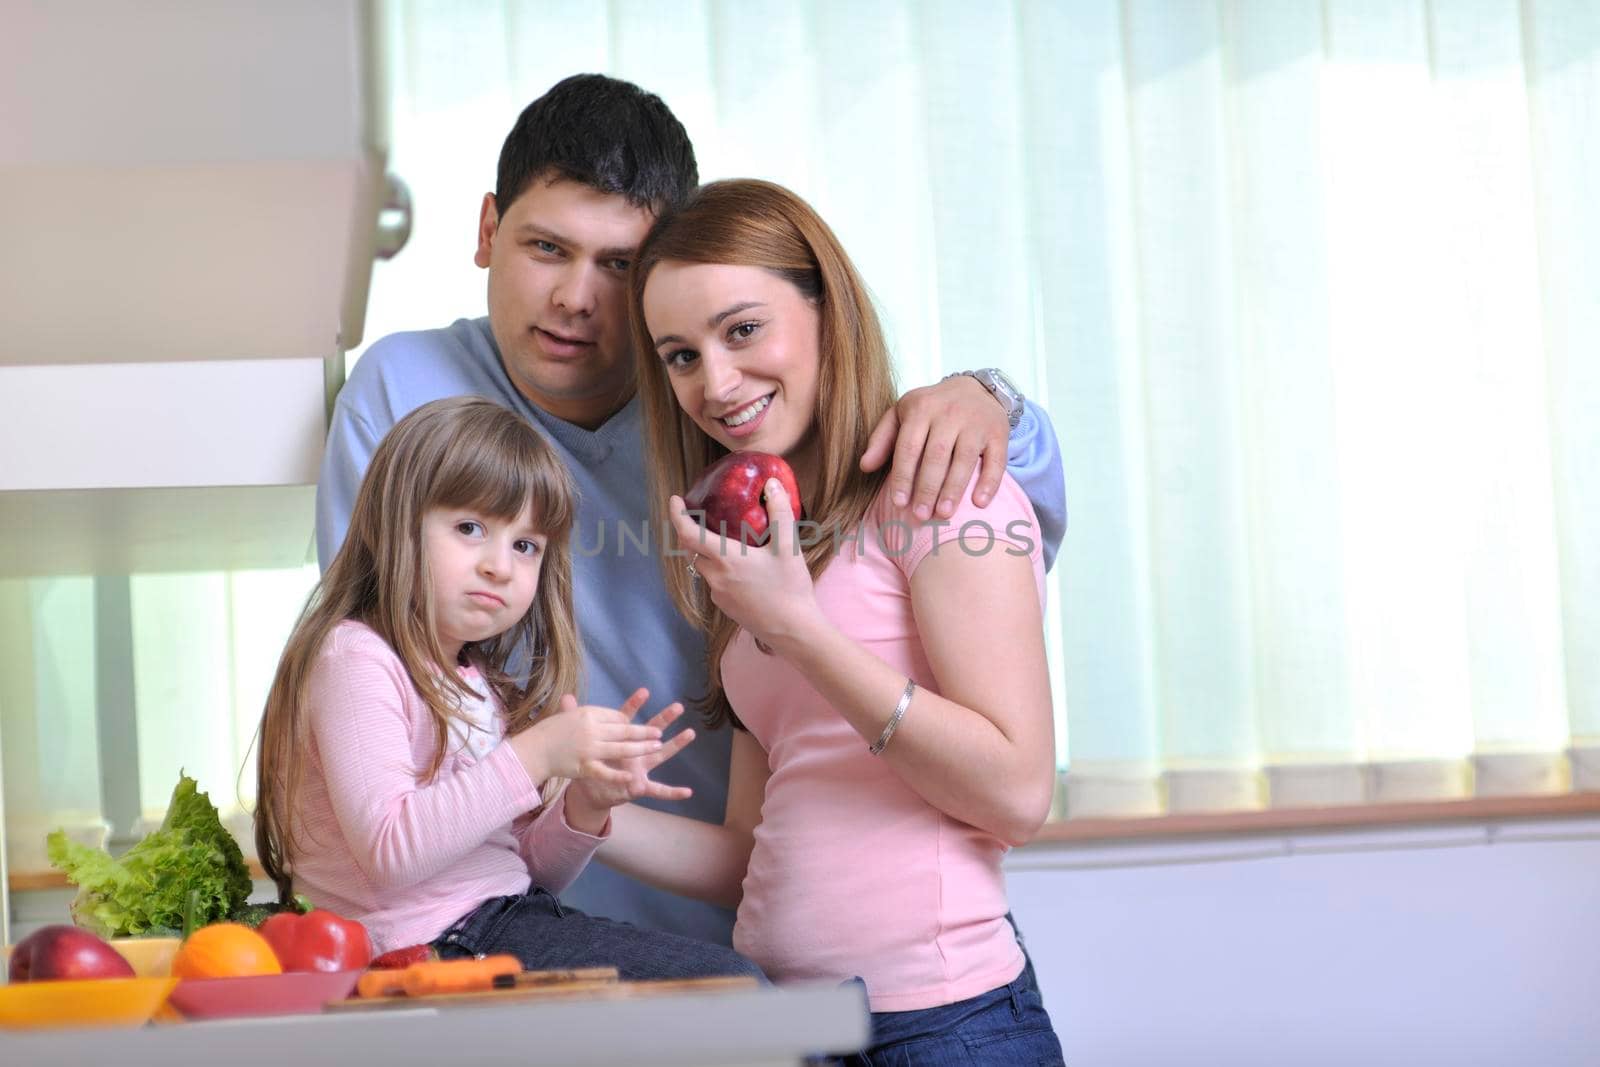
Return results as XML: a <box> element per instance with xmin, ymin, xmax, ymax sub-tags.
<box><xmin>46</xmin><ymin>773</ymin><xmax>253</xmax><ymax>938</ymax></box>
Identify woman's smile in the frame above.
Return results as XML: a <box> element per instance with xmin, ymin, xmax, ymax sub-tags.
<box><xmin>717</xmin><ymin>393</ymin><xmax>775</xmax><ymax>436</ymax></box>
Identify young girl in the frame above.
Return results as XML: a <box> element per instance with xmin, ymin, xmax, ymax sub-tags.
<box><xmin>254</xmin><ymin>396</ymin><xmax>762</xmax><ymax>981</ymax></box>
<box><xmin>608</xmin><ymin>181</ymin><xmax>1065</xmax><ymax>1062</ymax></box>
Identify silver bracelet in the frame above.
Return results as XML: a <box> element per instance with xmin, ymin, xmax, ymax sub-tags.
<box><xmin>869</xmin><ymin>679</ymin><xmax>917</xmax><ymax>756</ymax></box>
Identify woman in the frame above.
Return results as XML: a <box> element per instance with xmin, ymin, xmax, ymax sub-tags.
<box><xmin>603</xmin><ymin>179</ymin><xmax>1063</xmax><ymax>1064</ymax></box>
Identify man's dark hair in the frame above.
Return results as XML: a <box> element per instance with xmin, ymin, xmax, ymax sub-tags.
<box><xmin>494</xmin><ymin>73</ymin><xmax>698</xmax><ymax>217</ymax></box>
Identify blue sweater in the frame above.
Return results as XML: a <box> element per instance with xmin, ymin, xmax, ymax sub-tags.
<box><xmin>316</xmin><ymin>317</ymin><xmax>1066</xmax><ymax>945</ymax></box>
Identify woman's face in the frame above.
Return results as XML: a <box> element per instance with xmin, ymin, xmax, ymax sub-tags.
<box><xmin>642</xmin><ymin>261</ymin><xmax>822</xmax><ymax>465</ymax></box>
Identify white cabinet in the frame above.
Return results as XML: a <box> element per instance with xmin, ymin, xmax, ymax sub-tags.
<box><xmin>0</xmin><ymin>0</ymin><xmax>391</xmax><ymax>575</ymax></box>
<box><xmin>0</xmin><ymin>359</ymin><xmax>332</xmax><ymax>573</ymax></box>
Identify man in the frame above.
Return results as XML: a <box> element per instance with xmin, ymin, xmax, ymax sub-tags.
<box><xmin>317</xmin><ymin>74</ymin><xmax>1066</xmax><ymax>945</ymax></box>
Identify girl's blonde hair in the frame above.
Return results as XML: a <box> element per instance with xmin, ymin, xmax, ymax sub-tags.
<box><xmin>255</xmin><ymin>396</ymin><xmax>580</xmax><ymax>903</ymax></box>
<box><xmin>628</xmin><ymin>179</ymin><xmax>897</xmax><ymax>729</ymax></box>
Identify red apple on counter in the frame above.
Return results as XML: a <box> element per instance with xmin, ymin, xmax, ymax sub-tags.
<box><xmin>8</xmin><ymin>924</ymin><xmax>135</xmax><ymax>982</ymax></box>
<box><xmin>683</xmin><ymin>451</ymin><xmax>804</xmax><ymax>546</ymax></box>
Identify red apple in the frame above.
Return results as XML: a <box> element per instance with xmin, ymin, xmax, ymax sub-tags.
<box><xmin>683</xmin><ymin>451</ymin><xmax>804</xmax><ymax>546</ymax></box>
<box><xmin>8</xmin><ymin>924</ymin><xmax>135</xmax><ymax>982</ymax></box>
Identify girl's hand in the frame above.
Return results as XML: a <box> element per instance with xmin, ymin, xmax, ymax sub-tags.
<box><xmin>512</xmin><ymin>691</ymin><xmax>664</xmax><ymax>787</ymax></box>
<box><xmin>564</xmin><ymin>692</ymin><xmax>697</xmax><ymax>829</ymax></box>
<box><xmin>670</xmin><ymin>478</ymin><xmax>822</xmax><ymax>646</ymax></box>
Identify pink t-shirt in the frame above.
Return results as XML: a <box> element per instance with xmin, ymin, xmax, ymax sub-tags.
<box><xmin>724</xmin><ymin>472</ymin><xmax>1047</xmax><ymax>1012</ymax></box>
<box><xmin>287</xmin><ymin>620</ymin><xmax>606</xmax><ymax>953</ymax></box>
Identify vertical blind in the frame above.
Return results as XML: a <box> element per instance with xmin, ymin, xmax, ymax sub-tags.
<box><xmin>3</xmin><ymin>2</ymin><xmax>1597</xmax><ymax>873</ymax></box>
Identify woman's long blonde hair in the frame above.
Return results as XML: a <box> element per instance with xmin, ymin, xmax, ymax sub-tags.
<box><xmin>628</xmin><ymin>179</ymin><xmax>897</xmax><ymax>729</ymax></box>
<box><xmin>255</xmin><ymin>397</ymin><xmax>581</xmax><ymax>903</ymax></box>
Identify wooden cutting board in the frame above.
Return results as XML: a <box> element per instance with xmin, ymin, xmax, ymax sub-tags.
<box><xmin>326</xmin><ymin>970</ymin><xmax>759</xmax><ymax>1012</ymax></box>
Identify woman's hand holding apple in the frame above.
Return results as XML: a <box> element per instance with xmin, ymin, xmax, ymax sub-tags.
<box><xmin>670</xmin><ymin>477</ymin><xmax>822</xmax><ymax>648</ymax></box>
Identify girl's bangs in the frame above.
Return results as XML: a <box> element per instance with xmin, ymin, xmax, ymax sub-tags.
<box><xmin>429</xmin><ymin>430</ymin><xmax>575</xmax><ymax>537</ymax></box>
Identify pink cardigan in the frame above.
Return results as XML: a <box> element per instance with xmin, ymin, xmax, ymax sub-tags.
<box><xmin>284</xmin><ymin>621</ymin><xmax>605</xmax><ymax>953</ymax></box>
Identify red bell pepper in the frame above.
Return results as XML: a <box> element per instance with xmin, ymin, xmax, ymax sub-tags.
<box><xmin>259</xmin><ymin>908</ymin><xmax>372</xmax><ymax>973</ymax></box>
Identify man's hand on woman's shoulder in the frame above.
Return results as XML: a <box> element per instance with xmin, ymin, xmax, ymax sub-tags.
<box><xmin>859</xmin><ymin>374</ymin><xmax>1010</xmax><ymax>521</ymax></box>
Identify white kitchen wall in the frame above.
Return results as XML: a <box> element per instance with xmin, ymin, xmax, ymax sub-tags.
<box><xmin>1003</xmin><ymin>819</ymin><xmax>1600</xmax><ymax>1067</ymax></box>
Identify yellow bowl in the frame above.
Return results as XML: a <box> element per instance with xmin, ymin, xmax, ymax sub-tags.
<box><xmin>110</xmin><ymin>937</ymin><xmax>180</xmax><ymax>978</ymax></box>
<box><xmin>0</xmin><ymin>975</ymin><xmax>178</xmax><ymax>1030</ymax></box>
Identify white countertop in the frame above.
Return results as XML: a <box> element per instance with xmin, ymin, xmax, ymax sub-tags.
<box><xmin>0</xmin><ymin>980</ymin><xmax>871</xmax><ymax>1066</ymax></box>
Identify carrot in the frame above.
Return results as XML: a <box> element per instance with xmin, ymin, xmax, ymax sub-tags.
<box><xmin>356</xmin><ymin>969</ymin><xmax>409</xmax><ymax>998</ymax></box>
<box><xmin>400</xmin><ymin>955</ymin><xmax>522</xmax><ymax>996</ymax></box>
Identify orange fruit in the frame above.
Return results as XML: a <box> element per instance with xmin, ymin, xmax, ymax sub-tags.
<box><xmin>171</xmin><ymin>923</ymin><xmax>282</xmax><ymax>979</ymax></box>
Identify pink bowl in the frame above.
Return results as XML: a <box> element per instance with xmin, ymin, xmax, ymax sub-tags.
<box><xmin>168</xmin><ymin>969</ymin><xmax>361</xmax><ymax>1020</ymax></box>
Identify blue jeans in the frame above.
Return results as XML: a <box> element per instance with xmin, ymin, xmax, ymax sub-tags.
<box><xmin>840</xmin><ymin>946</ymin><xmax>1064</xmax><ymax>1065</ymax></box>
<box><xmin>432</xmin><ymin>887</ymin><xmax>766</xmax><ymax>982</ymax></box>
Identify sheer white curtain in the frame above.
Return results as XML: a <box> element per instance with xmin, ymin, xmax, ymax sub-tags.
<box><xmin>366</xmin><ymin>0</ymin><xmax>1600</xmax><ymax>816</ymax></box>
<box><xmin>4</xmin><ymin>2</ymin><xmax>1597</xmax><ymax>873</ymax></box>
<box><xmin>0</xmin><ymin>579</ymin><xmax>105</xmax><ymax>871</ymax></box>
<box><xmin>0</xmin><ymin>567</ymin><xmax>316</xmax><ymax>868</ymax></box>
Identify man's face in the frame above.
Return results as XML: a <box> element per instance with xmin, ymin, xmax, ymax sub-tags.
<box><xmin>476</xmin><ymin>177</ymin><xmax>656</xmax><ymax>428</ymax></box>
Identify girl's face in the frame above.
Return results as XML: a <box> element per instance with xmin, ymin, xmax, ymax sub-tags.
<box><xmin>421</xmin><ymin>501</ymin><xmax>546</xmax><ymax>661</ymax></box>
<box><xmin>642</xmin><ymin>261</ymin><xmax>822</xmax><ymax>473</ymax></box>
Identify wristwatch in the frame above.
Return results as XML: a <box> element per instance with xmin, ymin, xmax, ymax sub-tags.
<box><xmin>946</xmin><ymin>368</ymin><xmax>1025</xmax><ymax>430</ymax></box>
